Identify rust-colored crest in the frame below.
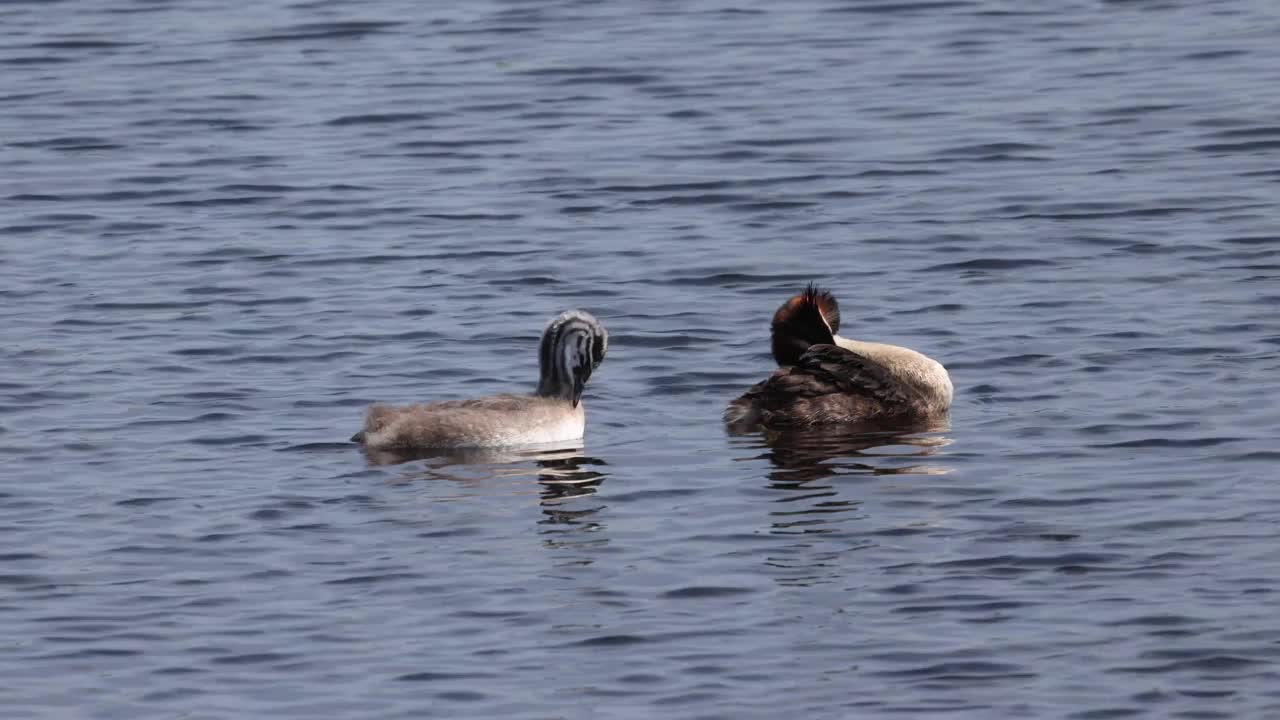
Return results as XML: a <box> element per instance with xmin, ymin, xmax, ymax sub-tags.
<box><xmin>770</xmin><ymin>284</ymin><xmax>839</xmax><ymax>366</ymax></box>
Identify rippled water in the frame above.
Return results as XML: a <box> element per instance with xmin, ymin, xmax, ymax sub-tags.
<box><xmin>4</xmin><ymin>1</ymin><xmax>1280</xmax><ymax>717</ymax></box>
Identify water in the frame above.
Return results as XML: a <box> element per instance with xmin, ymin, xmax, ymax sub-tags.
<box><xmin>3</xmin><ymin>0</ymin><xmax>1280</xmax><ymax>717</ymax></box>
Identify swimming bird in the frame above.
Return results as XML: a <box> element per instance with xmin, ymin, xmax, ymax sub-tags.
<box><xmin>352</xmin><ymin>310</ymin><xmax>608</xmax><ymax>450</ymax></box>
<box><xmin>724</xmin><ymin>285</ymin><xmax>952</xmax><ymax>428</ymax></box>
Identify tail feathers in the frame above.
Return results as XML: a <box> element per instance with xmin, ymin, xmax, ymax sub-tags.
<box><xmin>350</xmin><ymin>431</ymin><xmax>366</xmax><ymax>444</ymax></box>
<box><xmin>724</xmin><ymin>380</ymin><xmax>766</xmax><ymax>427</ymax></box>
<box><xmin>723</xmin><ymin>399</ymin><xmax>760</xmax><ymax>426</ymax></box>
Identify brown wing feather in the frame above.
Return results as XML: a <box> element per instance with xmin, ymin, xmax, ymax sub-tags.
<box><xmin>791</xmin><ymin>345</ymin><xmax>913</xmax><ymax>403</ymax></box>
<box><xmin>749</xmin><ymin>344</ymin><xmax>921</xmax><ymax>427</ymax></box>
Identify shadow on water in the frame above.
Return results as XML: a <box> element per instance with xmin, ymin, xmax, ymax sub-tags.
<box><xmin>732</xmin><ymin>423</ymin><xmax>952</xmax><ymax>586</ymax></box>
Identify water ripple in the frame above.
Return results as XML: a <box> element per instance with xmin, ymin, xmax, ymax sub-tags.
<box><xmin>2</xmin><ymin>0</ymin><xmax>1280</xmax><ymax>718</ymax></box>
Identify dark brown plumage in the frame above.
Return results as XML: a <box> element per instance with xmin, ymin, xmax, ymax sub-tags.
<box><xmin>726</xmin><ymin>285</ymin><xmax>952</xmax><ymax>429</ymax></box>
<box><xmin>769</xmin><ymin>284</ymin><xmax>840</xmax><ymax>366</ymax></box>
<box><xmin>727</xmin><ymin>345</ymin><xmax>923</xmax><ymax>427</ymax></box>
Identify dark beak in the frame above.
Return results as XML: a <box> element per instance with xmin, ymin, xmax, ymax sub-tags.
<box><xmin>571</xmin><ymin>365</ymin><xmax>589</xmax><ymax>407</ymax></box>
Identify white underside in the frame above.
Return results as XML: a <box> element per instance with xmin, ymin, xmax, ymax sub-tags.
<box><xmin>485</xmin><ymin>413</ymin><xmax>585</xmax><ymax>447</ymax></box>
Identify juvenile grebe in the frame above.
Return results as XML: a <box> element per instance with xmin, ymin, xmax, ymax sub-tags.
<box><xmin>352</xmin><ymin>310</ymin><xmax>608</xmax><ymax>449</ymax></box>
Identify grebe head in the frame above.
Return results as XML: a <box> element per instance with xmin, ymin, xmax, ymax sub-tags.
<box><xmin>770</xmin><ymin>284</ymin><xmax>839</xmax><ymax>366</ymax></box>
<box><xmin>536</xmin><ymin>310</ymin><xmax>608</xmax><ymax>407</ymax></box>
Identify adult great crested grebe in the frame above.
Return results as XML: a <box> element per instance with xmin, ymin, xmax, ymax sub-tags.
<box><xmin>352</xmin><ymin>310</ymin><xmax>608</xmax><ymax>449</ymax></box>
<box><xmin>725</xmin><ymin>285</ymin><xmax>951</xmax><ymax>428</ymax></box>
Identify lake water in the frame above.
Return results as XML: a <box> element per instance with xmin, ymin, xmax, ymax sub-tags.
<box><xmin>3</xmin><ymin>0</ymin><xmax>1280</xmax><ymax>717</ymax></box>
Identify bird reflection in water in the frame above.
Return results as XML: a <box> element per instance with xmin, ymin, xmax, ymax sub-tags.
<box><xmin>731</xmin><ymin>421</ymin><xmax>952</xmax><ymax>586</ymax></box>
<box><xmin>360</xmin><ymin>443</ymin><xmax>609</xmax><ymax>533</ymax></box>
<box><xmin>746</xmin><ymin>420</ymin><xmax>952</xmax><ymax>485</ymax></box>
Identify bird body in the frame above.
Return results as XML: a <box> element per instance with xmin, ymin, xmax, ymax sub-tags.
<box><xmin>353</xmin><ymin>310</ymin><xmax>607</xmax><ymax>450</ymax></box>
<box><xmin>726</xmin><ymin>286</ymin><xmax>951</xmax><ymax>428</ymax></box>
